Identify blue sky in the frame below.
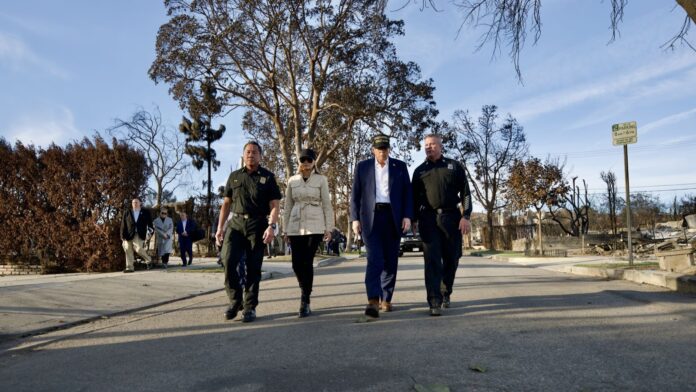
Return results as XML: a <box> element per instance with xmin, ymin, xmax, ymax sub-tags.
<box><xmin>1</xmin><ymin>1</ymin><xmax>695</xmax><ymax>208</ymax></box>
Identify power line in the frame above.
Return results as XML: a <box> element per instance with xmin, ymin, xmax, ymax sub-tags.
<box><xmin>587</xmin><ymin>182</ymin><xmax>696</xmax><ymax>191</ymax></box>
<box><xmin>587</xmin><ymin>187</ymin><xmax>696</xmax><ymax>196</ymax></box>
<box><xmin>550</xmin><ymin>140</ymin><xmax>696</xmax><ymax>159</ymax></box>
<box><xmin>626</xmin><ymin>182</ymin><xmax>696</xmax><ymax>188</ymax></box>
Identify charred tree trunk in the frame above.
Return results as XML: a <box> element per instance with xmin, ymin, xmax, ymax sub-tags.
<box><xmin>486</xmin><ymin>210</ymin><xmax>495</xmax><ymax>250</ymax></box>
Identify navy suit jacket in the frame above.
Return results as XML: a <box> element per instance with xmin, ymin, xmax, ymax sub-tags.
<box><xmin>350</xmin><ymin>157</ymin><xmax>414</xmax><ymax>238</ymax></box>
<box><xmin>176</xmin><ymin>219</ymin><xmax>197</xmax><ymax>245</ymax></box>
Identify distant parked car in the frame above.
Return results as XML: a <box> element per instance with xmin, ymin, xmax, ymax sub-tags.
<box><xmin>399</xmin><ymin>232</ymin><xmax>423</xmax><ymax>256</ymax></box>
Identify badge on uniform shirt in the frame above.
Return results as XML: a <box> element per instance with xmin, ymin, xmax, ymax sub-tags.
<box><xmin>260</xmin><ymin>177</ymin><xmax>267</xmax><ymax>184</ymax></box>
<box><xmin>448</xmin><ymin>163</ymin><xmax>454</xmax><ymax>170</ymax></box>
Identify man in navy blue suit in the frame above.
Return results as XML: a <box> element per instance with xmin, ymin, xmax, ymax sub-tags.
<box><xmin>176</xmin><ymin>211</ymin><xmax>197</xmax><ymax>266</ymax></box>
<box><xmin>351</xmin><ymin>134</ymin><xmax>413</xmax><ymax>318</ymax></box>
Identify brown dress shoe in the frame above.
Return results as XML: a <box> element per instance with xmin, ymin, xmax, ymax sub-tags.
<box><xmin>381</xmin><ymin>302</ymin><xmax>393</xmax><ymax>312</ymax></box>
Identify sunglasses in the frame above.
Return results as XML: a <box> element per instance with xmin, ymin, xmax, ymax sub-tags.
<box><xmin>300</xmin><ymin>157</ymin><xmax>314</xmax><ymax>163</ymax></box>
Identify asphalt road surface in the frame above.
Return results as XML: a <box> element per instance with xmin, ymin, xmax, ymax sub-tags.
<box><xmin>3</xmin><ymin>255</ymin><xmax>695</xmax><ymax>391</ymax></box>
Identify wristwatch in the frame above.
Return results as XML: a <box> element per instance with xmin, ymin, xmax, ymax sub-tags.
<box><xmin>270</xmin><ymin>223</ymin><xmax>277</xmax><ymax>230</ymax></box>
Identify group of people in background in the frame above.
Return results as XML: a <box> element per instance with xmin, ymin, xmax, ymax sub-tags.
<box><xmin>213</xmin><ymin>133</ymin><xmax>472</xmax><ymax>323</ymax></box>
<box><xmin>120</xmin><ymin>202</ymin><xmax>200</xmax><ymax>272</ymax></box>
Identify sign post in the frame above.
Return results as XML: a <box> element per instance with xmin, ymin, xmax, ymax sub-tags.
<box><xmin>612</xmin><ymin>121</ymin><xmax>637</xmax><ymax>265</ymax></box>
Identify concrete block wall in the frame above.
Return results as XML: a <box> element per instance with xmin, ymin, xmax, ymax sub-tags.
<box><xmin>512</xmin><ymin>237</ymin><xmax>582</xmax><ymax>251</ymax></box>
<box><xmin>0</xmin><ymin>263</ymin><xmax>43</xmax><ymax>276</ymax></box>
<box><xmin>512</xmin><ymin>235</ymin><xmax>618</xmax><ymax>252</ymax></box>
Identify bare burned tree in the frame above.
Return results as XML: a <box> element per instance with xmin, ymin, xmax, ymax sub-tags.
<box><xmin>109</xmin><ymin>106</ymin><xmax>189</xmax><ymax>208</ymax></box>
<box><xmin>547</xmin><ymin>176</ymin><xmax>590</xmax><ymax>237</ymax></box>
<box><xmin>679</xmin><ymin>193</ymin><xmax>696</xmax><ymax>215</ymax></box>
<box><xmin>447</xmin><ymin>105</ymin><xmax>528</xmax><ymax>250</ymax></box>
<box><xmin>396</xmin><ymin>0</ymin><xmax>695</xmax><ymax>81</ymax></box>
<box><xmin>629</xmin><ymin>192</ymin><xmax>666</xmax><ymax>237</ymax></box>
<box><xmin>678</xmin><ymin>0</ymin><xmax>696</xmax><ymax>24</ymax></box>
<box><xmin>663</xmin><ymin>12</ymin><xmax>696</xmax><ymax>51</ymax></box>
<box><xmin>601</xmin><ymin>170</ymin><xmax>619</xmax><ymax>235</ymax></box>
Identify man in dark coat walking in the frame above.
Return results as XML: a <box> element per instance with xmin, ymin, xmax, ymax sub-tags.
<box><xmin>121</xmin><ymin>197</ymin><xmax>153</xmax><ymax>272</ymax></box>
<box><xmin>351</xmin><ymin>134</ymin><xmax>413</xmax><ymax>318</ymax></box>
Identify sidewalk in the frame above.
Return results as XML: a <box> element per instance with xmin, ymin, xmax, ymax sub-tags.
<box><xmin>490</xmin><ymin>254</ymin><xmax>696</xmax><ymax>294</ymax></box>
<box><xmin>0</xmin><ymin>255</ymin><xmax>353</xmax><ymax>344</ymax></box>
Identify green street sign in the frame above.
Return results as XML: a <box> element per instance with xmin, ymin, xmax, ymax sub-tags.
<box><xmin>612</xmin><ymin>121</ymin><xmax>637</xmax><ymax>146</ymax></box>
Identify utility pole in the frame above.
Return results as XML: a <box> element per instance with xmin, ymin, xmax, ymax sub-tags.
<box><xmin>623</xmin><ymin>144</ymin><xmax>633</xmax><ymax>265</ymax></box>
<box><xmin>612</xmin><ymin>121</ymin><xmax>637</xmax><ymax>266</ymax></box>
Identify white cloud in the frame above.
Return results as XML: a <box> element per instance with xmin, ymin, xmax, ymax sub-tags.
<box><xmin>6</xmin><ymin>106</ymin><xmax>80</xmax><ymax>147</ymax></box>
<box><xmin>508</xmin><ymin>54</ymin><xmax>696</xmax><ymax>122</ymax></box>
<box><xmin>438</xmin><ymin>5</ymin><xmax>696</xmax><ymax>121</ymax></box>
<box><xmin>0</xmin><ymin>32</ymin><xmax>69</xmax><ymax>79</ymax></box>
<box><xmin>0</xmin><ymin>12</ymin><xmax>70</xmax><ymax>37</ymax></box>
<box><xmin>641</xmin><ymin>107</ymin><xmax>696</xmax><ymax>135</ymax></box>
<box><xmin>0</xmin><ymin>33</ymin><xmax>32</xmax><ymax>64</ymax></box>
<box><xmin>526</xmin><ymin>64</ymin><xmax>696</xmax><ymax>137</ymax></box>
<box><xmin>391</xmin><ymin>2</ymin><xmax>481</xmax><ymax>78</ymax></box>
<box><xmin>655</xmin><ymin>134</ymin><xmax>696</xmax><ymax>146</ymax></box>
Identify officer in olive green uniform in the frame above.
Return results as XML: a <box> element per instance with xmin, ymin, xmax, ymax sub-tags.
<box><xmin>412</xmin><ymin>134</ymin><xmax>472</xmax><ymax>316</ymax></box>
<box><xmin>216</xmin><ymin>141</ymin><xmax>281</xmax><ymax>323</ymax></box>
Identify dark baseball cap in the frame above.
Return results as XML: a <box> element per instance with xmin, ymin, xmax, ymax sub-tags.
<box><xmin>372</xmin><ymin>134</ymin><xmax>390</xmax><ymax>149</ymax></box>
<box><xmin>299</xmin><ymin>148</ymin><xmax>316</xmax><ymax>161</ymax></box>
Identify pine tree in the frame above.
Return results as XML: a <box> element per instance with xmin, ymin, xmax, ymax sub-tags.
<box><xmin>179</xmin><ymin>81</ymin><xmax>226</xmax><ymax>253</ymax></box>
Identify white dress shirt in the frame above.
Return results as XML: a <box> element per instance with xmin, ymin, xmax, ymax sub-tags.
<box><xmin>375</xmin><ymin>158</ymin><xmax>390</xmax><ymax>203</ymax></box>
<box><xmin>133</xmin><ymin>209</ymin><xmax>140</xmax><ymax>222</ymax></box>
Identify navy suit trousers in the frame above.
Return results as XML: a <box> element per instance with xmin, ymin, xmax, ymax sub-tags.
<box><xmin>364</xmin><ymin>208</ymin><xmax>400</xmax><ymax>302</ymax></box>
<box><xmin>179</xmin><ymin>238</ymin><xmax>193</xmax><ymax>265</ymax></box>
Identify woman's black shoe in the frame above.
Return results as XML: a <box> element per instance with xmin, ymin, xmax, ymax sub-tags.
<box><xmin>442</xmin><ymin>295</ymin><xmax>451</xmax><ymax>308</ymax></box>
<box><xmin>299</xmin><ymin>302</ymin><xmax>311</xmax><ymax>318</ymax></box>
<box><xmin>224</xmin><ymin>304</ymin><xmax>241</xmax><ymax>321</ymax></box>
<box><xmin>242</xmin><ymin>309</ymin><xmax>256</xmax><ymax>323</ymax></box>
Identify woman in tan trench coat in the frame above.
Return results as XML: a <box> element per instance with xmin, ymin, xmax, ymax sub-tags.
<box><xmin>283</xmin><ymin>148</ymin><xmax>334</xmax><ymax>318</ymax></box>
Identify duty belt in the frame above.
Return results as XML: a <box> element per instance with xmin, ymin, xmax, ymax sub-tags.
<box><xmin>423</xmin><ymin>207</ymin><xmax>458</xmax><ymax>214</ymax></box>
<box><xmin>231</xmin><ymin>212</ymin><xmax>266</xmax><ymax>219</ymax></box>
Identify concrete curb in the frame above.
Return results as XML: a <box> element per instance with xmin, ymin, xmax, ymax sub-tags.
<box><xmin>1</xmin><ymin>256</ymin><xmax>350</xmax><ymax>348</ymax></box>
<box><xmin>490</xmin><ymin>255</ymin><xmax>696</xmax><ymax>294</ymax></box>
<box><xmin>316</xmin><ymin>255</ymin><xmax>351</xmax><ymax>268</ymax></box>
<box><xmin>6</xmin><ymin>286</ymin><xmax>225</xmax><ymax>343</ymax></box>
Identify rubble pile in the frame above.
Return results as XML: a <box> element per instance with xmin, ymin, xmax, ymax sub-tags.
<box><xmin>581</xmin><ymin>214</ymin><xmax>696</xmax><ymax>260</ymax></box>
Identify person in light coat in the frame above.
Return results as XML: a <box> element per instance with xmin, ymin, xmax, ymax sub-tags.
<box><xmin>153</xmin><ymin>208</ymin><xmax>174</xmax><ymax>268</ymax></box>
<box><xmin>283</xmin><ymin>148</ymin><xmax>334</xmax><ymax>318</ymax></box>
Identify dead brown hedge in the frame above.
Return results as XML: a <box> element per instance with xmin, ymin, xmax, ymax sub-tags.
<box><xmin>0</xmin><ymin>136</ymin><xmax>149</xmax><ymax>272</ymax></box>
